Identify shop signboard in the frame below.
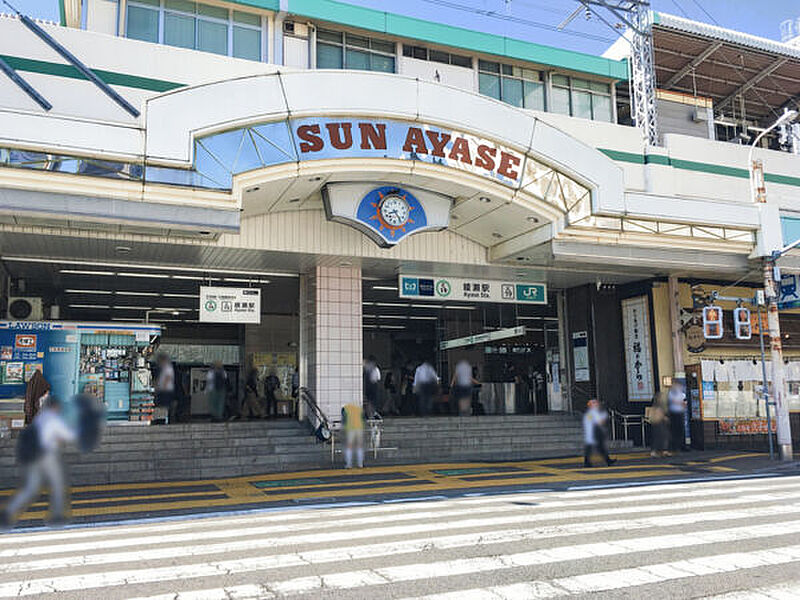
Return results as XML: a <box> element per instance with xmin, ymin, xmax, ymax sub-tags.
<box><xmin>440</xmin><ymin>326</ymin><xmax>525</xmax><ymax>351</ymax></box>
<box><xmin>719</xmin><ymin>418</ymin><xmax>776</xmax><ymax>435</ymax></box>
<box><xmin>200</xmin><ymin>287</ymin><xmax>261</xmax><ymax>324</ymax></box>
<box><xmin>572</xmin><ymin>331</ymin><xmax>590</xmax><ymax>382</ymax></box>
<box><xmin>399</xmin><ymin>275</ymin><xmax>546</xmax><ymax>305</ymax></box>
<box><xmin>621</xmin><ymin>296</ymin><xmax>655</xmax><ymax>402</ymax></box>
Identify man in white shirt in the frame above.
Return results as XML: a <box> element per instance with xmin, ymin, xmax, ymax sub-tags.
<box><xmin>583</xmin><ymin>399</ymin><xmax>616</xmax><ymax>467</ymax></box>
<box><xmin>414</xmin><ymin>361</ymin><xmax>439</xmax><ymax>416</ymax></box>
<box><xmin>363</xmin><ymin>356</ymin><xmax>381</xmax><ymax>418</ymax></box>
<box><xmin>2</xmin><ymin>395</ymin><xmax>76</xmax><ymax>528</ymax></box>
<box><xmin>450</xmin><ymin>359</ymin><xmax>479</xmax><ymax>415</ymax></box>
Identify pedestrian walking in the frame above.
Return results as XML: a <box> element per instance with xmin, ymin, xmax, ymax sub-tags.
<box><xmin>206</xmin><ymin>361</ymin><xmax>228</xmax><ymax>422</ymax></box>
<box><xmin>450</xmin><ymin>358</ymin><xmax>479</xmax><ymax>416</ymax></box>
<box><xmin>400</xmin><ymin>362</ymin><xmax>415</xmax><ymax>416</ymax></box>
<box><xmin>23</xmin><ymin>369</ymin><xmax>50</xmax><ymax>426</ymax></box>
<box><xmin>264</xmin><ymin>368</ymin><xmax>281</xmax><ymax>419</ymax></box>
<box><xmin>414</xmin><ymin>360</ymin><xmax>439</xmax><ymax>416</ymax></box>
<box><xmin>363</xmin><ymin>356</ymin><xmax>381</xmax><ymax>418</ymax></box>
<box><xmin>154</xmin><ymin>353</ymin><xmax>176</xmax><ymax>424</ymax></box>
<box><xmin>382</xmin><ymin>370</ymin><xmax>399</xmax><ymax>415</ymax></box>
<box><xmin>668</xmin><ymin>381</ymin><xmax>688</xmax><ymax>452</ymax></box>
<box><xmin>583</xmin><ymin>399</ymin><xmax>616</xmax><ymax>467</ymax></box>
<box><xmin>1</xmin><ymin>395</ymin><xmax>76</xmax><ymax>528</ymax></box>
<box><xmin>241</xmin><ymin>363</ymin><xmax>265</xmax><ymax>419</ymax></box>
<box><xmin>649</xmin><ymin>390</ymin><xmax>671</xmax><ymax>457</ymax></box>
<box><xmin>341</xmin><ymin>402</ymin><xmax>365</xmax><ymax>469</ymax></box>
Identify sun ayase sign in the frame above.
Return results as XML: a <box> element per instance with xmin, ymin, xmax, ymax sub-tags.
<box><xmin>291</xmin><ymin>117</ymin><xmax>524</xmax><ymax>188</ymax></box>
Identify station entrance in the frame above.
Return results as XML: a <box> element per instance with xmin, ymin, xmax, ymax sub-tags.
<box><xmin>362</xmin><ymin>277</ymin><xmax>565</xmax><ymax>418</ymax></box>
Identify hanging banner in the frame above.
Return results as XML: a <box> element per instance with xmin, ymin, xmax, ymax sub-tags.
<box><xmin>572</xmin><ymin>331</ymin><xmax>590</xmax><ymax>382</ymax></box>
<box><xmin>440</xmin><ymin>326</ymin><xmax>525</xmax><ymax>351</ymax></box>
<box><xmin>200</xmin><ymin>287</ymin><xmax>261</xmax><ymax>324</ymax></box>
<box><xmin>621</xmin><ymin>296</ymin><xmax>655</xmax><ymax>402</ymax></box>
<box><xmin>399</xmin><ymin>274</ymin><xmax>546</xmax><ymax>305</ymax></box>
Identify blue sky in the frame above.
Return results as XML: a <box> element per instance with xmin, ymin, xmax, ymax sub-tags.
<box><xmin>19</xmin><ymin>0</ymin><xmax>800</xmax><ymax>55</ymax></box>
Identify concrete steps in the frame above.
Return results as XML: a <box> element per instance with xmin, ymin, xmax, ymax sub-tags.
<box><xmin>0</xmin><ymin>414</ymin><xmax>617</xmax><ymax>488</ymax></box>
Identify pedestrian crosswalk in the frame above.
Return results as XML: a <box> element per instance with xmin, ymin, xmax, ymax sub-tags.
<box><xmin>1</xmin><ymin>474</ymin><xmax>800</xmax><ymax>599</ymax></box>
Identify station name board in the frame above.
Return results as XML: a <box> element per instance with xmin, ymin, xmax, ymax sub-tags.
<box><xmin>399</xmin><ymin>274</ymin><xmax>546</xmax><ymax>305</ymax></box>
<box><xmin>291</xmin><ymin>117</ymin><xmax>524</xmax><ymax>187</ymax></box>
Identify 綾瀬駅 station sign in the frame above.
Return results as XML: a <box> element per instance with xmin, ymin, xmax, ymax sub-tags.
<box><xmin>290</xmin><ymin>117</ymin><xmax>524</xmax><ymax>188</ymax></box>
<box><xmin>399</xmin><ymin>275</ymin><xmax>547</xmax><ymax>305</ymax></box>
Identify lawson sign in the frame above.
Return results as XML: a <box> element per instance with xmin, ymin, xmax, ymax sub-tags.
<box><xmin>399</xmin><ymin>275</ymin><xmax>547</xmax><ymax>305</ymax></box>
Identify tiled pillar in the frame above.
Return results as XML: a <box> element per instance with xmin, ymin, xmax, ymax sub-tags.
<box><xmin>302</xmin><ymin>265</ymin><xmax>363</xmax><ymax>420</ymax></box>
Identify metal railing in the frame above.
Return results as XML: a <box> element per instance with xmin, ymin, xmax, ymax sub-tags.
<box><xmin>609</xmin><ymin>408</ymin><xmax>647</xmax><ymax>446</ymax></box>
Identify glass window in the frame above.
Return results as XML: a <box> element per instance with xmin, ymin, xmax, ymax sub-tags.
<box><xmin>451</xmin><ymin>54</ymin><xmax>472</xmax><ymax>68</ymax></box>
<box><xmin>571</xmin><ymin>89</ymin><xmax>592</xmax><ymax>119</ymax></box>
<box><xmin>590</xmin><ymin>81</ymin><xmax>610</xmax><ymax>93</ymax></box>
<box><xmin>126</xmin><ymin>4</ymin><xmax>159</xmax><ymax>42</ymax></box>
<box><xmin>165</xmin><ymin>0</ymin><xmax>195</xmax><ymax>11</ymax></box>
<box><xmin>370</xmin><ymin>54</ymin><xmax>395</xmax><ymax>73</ymax></box>
<box><xmin>552</xmin><ymin>74</ymin><xmax>569</xmax><ymax>87</ymax></box>
<box><xmin>345</xmin><ymin>48</ymin><xmax>370</xmax><ymax>70</ymax></box>
<box><xmin>551</xmin><ymin>86</ymin><xmax>571</xmax><ymax>115</ymax></box>
<box><xmin>502</xmin><ymin>77</ymin><xmax>523</xmax><ymax>108</ymax></box>
<box><xmin>164</xmin><ymin>12</ymin><xmax>195</xmax><ymax>49</ymax></box>
<box><xmin>197</xmin><ymin>3</ymin><xmax>227</xmax><ymax>19</ymax></box>
<box><xmin>371</xmin><ymin>39</ymin><xmax>395</xmax><ymax>54</ymax></box>
<box><xmin>429</xmin><ymin>49</ymin><xmax>449</xmax><ymax>64</ymax></box>
<box><xmin>592</xmin><ymin>94</ymin><xmax>612</xmax><ymax>122</ymax></box>
<box><xmin>479</xmin><ymin>60</ymin><xmax>500</xmax><ymax>73</ymax></box>
<box><xmin>233</xmin><ymin>11</ymin><xmax>260</xmax><ymax>26</ymax></box>
<box><xmin>479</xmin><ymin>72</ymin><xmax>501</xmax><ymax>100</ymax></box>
<box><xmin>233</xmin><ymin>26</ymin><xmax>261</xmax><ymax>61</ymax></box>
<box><xmin>523</xmin><ymin>80</ymin><xmax>545</xmax><ymax>111</ymax></box>
<box><xmin>318</xmin><ymin>29</ymin><xmax>343</xmax><ymax>44</ymax></box>
<box><xmin>317</xmin><ymin>42</ymin><xmax>343</xmax><ymax>69</ymax></box>
<box><xmin>198</xmin><ymin>19</ymin><xmax>227</xmax><ymax>55</ymax></box>
<box><xmin>347</xmin><ymin>34</ymin><xmax>370</xmax><ymax>49</ymax></box>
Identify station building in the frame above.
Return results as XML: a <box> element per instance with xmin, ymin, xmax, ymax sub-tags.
<box><xmin>0</xmin><ymin>0</ymin><xmax>799</xmax><ymax>454</ymax></box>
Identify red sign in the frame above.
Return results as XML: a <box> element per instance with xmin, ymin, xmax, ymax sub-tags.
<box><xmin>14</xmin><ymin>334</ymin><xmax>36</xmax><ymax>349</ymax></box>
<box><xmin>719</xmin><ymin>418</ymin><xmax>776</xmax><ymax>435</ymax></box>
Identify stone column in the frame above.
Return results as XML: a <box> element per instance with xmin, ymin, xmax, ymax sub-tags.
<box><xmin>301</xmin><ymin>265</ymin><xmax>363</xmax><ymax>420</ymax></box>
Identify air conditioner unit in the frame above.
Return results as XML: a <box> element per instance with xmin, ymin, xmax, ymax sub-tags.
<box><xmin>7</xmin><ymin>297</ymin><xmax>44</xmax><ymax>321</ymax></box>
<box><xmin>283</xmin><ymin>20</ymin><xmax>309</xmax><ymax>38</ymax></box>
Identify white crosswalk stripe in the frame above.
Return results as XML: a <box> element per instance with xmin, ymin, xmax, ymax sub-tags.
<box><xmin>1</xmin><ymin>474</ymin><xmax>799</xmax><ymax>599</ymax></box>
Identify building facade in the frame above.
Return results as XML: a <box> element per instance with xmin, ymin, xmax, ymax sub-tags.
<box><xmin>0</xmin><ymin>0</ymin><xmax>798</xmax><ymax>449</ymax></box>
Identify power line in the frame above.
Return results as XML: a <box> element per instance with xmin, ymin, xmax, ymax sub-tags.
<box><xmin>670</xmin><ymin>0</ymin><xmax>691</xmax><ymax>19</ymax></box>
<box><xmin>689</xmin><ymin>0</ymin><xmax>720</xmax><ymax>26</ymax></box>
<box><xmin>416</xmin><ymin>0</ymin><xmax>615</xmax><ymax>43</ymax></box>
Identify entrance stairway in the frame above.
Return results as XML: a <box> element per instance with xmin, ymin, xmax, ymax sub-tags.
<box><xmin>0</xmin><ymin>415</ymin><xmax>629</xmax><ymax>488</ymax></box>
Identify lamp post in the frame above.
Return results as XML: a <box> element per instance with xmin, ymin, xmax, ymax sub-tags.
<box><xmin>750</xmin><ymin>109</ymin><xmax>798</xmax><ymax>461</ymax></box>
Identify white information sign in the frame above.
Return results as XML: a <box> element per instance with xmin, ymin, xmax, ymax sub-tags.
<box><xmin>440</xmin><ymin>326</ymin><xmax>525</xmax><ymax>351</ymax></box>
<box><xmin>399</xmin><ymin>275</ymin><xmax>546</xmax><ymax>305</ymax></box>
<box><xmin>621</xmin><ymin>296</ymin><xmax>655</xmax><ymax>402</ymax></box>
<box><xmin>200</xmin><ymin>287</ymin><xmax>261</xmax><ymax>324</ymax></box>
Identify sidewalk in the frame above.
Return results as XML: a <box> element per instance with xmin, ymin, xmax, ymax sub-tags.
<box><xmin>1</xmin><ymin>450</ymin><xmax>794</xmax><ymax>528</ymax></box>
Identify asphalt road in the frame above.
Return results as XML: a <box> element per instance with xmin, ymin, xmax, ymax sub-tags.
<box><xmin>2</xmin><ymin>470</ymin><xmax>800</xmax><ymax>599</ymax></box>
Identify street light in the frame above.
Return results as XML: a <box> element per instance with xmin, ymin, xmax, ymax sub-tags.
<box><xmin>749</xmin><ymin>108</ymin><xmax>798</xmax><ymax>462</ymax></box>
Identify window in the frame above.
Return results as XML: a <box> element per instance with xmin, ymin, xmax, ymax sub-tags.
<box><xmin>317</xmin><ymin>29</ymin><xmax>396</xmax><ymax>73</ymax></box>
<box><xmin>402</xmin><ymin>45</ymin><xmax>472</xmax><ymax>68</ymax></box>
<box><xmin>551</xmin><ymin>74</ymin><xmax>613</xmax><ymax>122</ymax></box>
<box><xmin>125</xmin><ymin>1</ymin><xmax>263</xmax><ymax>61</ymax></box>
<box><xmin>478</xmin><ymin>61</ymin><xmax>545</xmax><ymax>111</ymax></box>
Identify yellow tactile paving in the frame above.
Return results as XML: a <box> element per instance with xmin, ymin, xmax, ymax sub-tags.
<box><xmin>4</xmin><ymin>452</ymin><xmax>763</xmax><ymax>522</ymax></box>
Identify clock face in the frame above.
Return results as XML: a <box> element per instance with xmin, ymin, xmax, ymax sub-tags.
<box><xmin>379</xmin><ymin>195</ymin><xmax>410</xmax><ymax>227</ymax></box>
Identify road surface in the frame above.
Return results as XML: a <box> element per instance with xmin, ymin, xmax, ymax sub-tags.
<box><xmin>2</xmin><ymin>470</ymin><xmax>800</xmax><ymax>599</ymax></box>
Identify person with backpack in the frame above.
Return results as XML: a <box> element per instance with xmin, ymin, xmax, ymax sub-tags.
<box><xmin>206</xmin><ymin>361</ymin><xmax>229</xmax><ymax>422</ymax></box>
<box><xmin>1</xmin><ymin>395</ymin><xmax>76</xmax><ymax>528</ymax></box>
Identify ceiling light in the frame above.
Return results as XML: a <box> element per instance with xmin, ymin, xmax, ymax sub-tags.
<box><xmin>60</xmin><ymin>269</ymin><xmax>115</xmax><ymax>276</ymax></box>
<box><xmin>527</xmin><ymin>216</ymin><xmax>540</xmax><ymax>223</ymax></box>
<box><xmin>172</xmin><ymin>275</ymin><xmax>207</xmax><ymax>281</ymax></box>
<box><xmin>155</xmin><ymin>307</ymin><xmax>188</xmax><ymax>312</ymax></box>
<box><xmin>379</xmin><ymin>325</ymin><xmax>405</xmax><ymax>329</ymax></box>
<box><xmin>163</xmin><ymin>293</ymin><xmax>200</xmax><ymax>299</ymax></box>
<box><xmin>479</xmin><ymin>196</ymin><xmax>491</xmax><ymax>203</ymax></box>
<box><xmin>443</xmin><ymin>305</ymin><xmax>478</xmax><ymax>310</ymax></box>
<box><xmin>117</xmin><ymin>272</ymin><xmax>170</xmax><ymax>279</ymax></box>
<box><xmin>64</xmin><ymin>289</ymin><xmax>112</xmax><ymax>295</ymax></box>
<box><xmin>380</xmin><ymin>315</ymin><xmax>406</xmax><ymax>319</ymax></box>
<box><xmin>116</xmin><ymin>291</ymin><xmax>159</xmax><ymax>297</ymax></box>
<box><xmin>110</xmin><ymin>317</ymin><xmax>141</xmax><ymax>322</ymax></box>
<box><xmin>115</xmin><ymin>245</ymin><xmax>132</xmax><ymax>255</ymax></box>
<box><xmin>113</xmin><ymin>306</ymin><xmax>150</xmax><ymax>310</ymax></box>
<box><xmin>362</xmin><ymin>314</ymin><xmax>377</xmax><ymax>319</ymax></box>
<box><xmin>375</xmin><ymin>302</ymin><xmax>407</xmax><ymax>307</ymax></box>
<box><xmin>409</xmin><ymin>315</ymin><xmax>438</xmax><ymax>320</ymax></box>
<box><xmin>68</xmin><ymin>304</ymin><xmax>111</xmax><ymax>309</ymax></box>
<box><xmin>372</xmin><ymin>285</ymin><xmax>398</xmax><ymax>291</ymax></box>
<box><xmin>411</xmin><ymin>303</ymin><xmax>441</xmax><ymax>309</ymax></box>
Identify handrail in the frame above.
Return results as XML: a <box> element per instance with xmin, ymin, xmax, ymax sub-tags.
<box><xmin>608</xmin><ymin>408</ymin><xmax>646</xmax><ymax>446</ymax></box>
<box><xmin>299</xmin><ymin>387</ymin><xmax>331</xmax><ymax>439</ymax></box>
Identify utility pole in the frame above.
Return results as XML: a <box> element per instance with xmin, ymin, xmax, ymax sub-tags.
<box><xmin>749</xmin><ymin>108</ymin><xmax>798</xmax><ymax>461</ymax></box>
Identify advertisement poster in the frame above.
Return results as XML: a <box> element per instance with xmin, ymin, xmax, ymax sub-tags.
<box><xmin>23</xmin><ymin>363</ymin><xmax>43</xmax><ymax>382</ymax></box>
<box><xmin>5</xmin><ymin>362</ymin><xmax>23</xmax><ymax>384</ymax></box>
<box><xmin>572</xmin><ymin>331</ymin><xmax>590</xmax><ymax>382</ymax></box>
<box><xmin>719</xmin><ymin>418</ymin><xmax>776</xmax><ymax>435</ymax></box>
<box><xmin>621</xmin><ymin>296</ymin><xmax>655</xmax><ymax>402</ymax></box>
